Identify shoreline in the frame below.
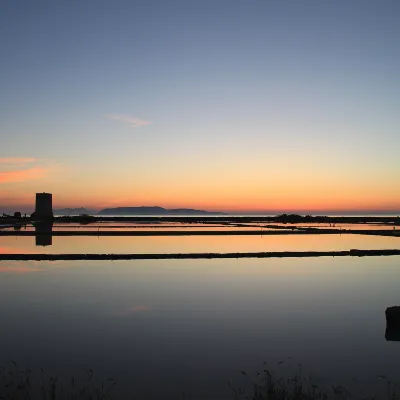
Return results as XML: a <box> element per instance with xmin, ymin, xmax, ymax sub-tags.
<box><xmin>1</xmin><ymin>229</ymin><xmax>399</xmax><ymax>236</ymax></box>
<box><xmin>1</xmin><ymin>215</ymin><xmax>400</xmax><ymax>225</ymax></box>
<box><xmin>1</xmin><ymin>248</ymin><xmax>399</xmax><ymax>261</ymax></box>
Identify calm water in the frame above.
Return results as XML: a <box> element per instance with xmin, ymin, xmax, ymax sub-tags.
<box><xmin>2</xmin><ymin>221</ymin><xmax>396</xmax><ymax>232</ymax></box>
<box><xmin>0</xmin><ymin>234</ymin><xmax>399</xmax><ymax>399</ymax></box>
<box><xmin>1</xmin><ymin>234</ymin><xmax>399</xmax><ymax>254</ymax></box>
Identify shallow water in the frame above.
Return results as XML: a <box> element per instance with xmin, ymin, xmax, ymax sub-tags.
<box><xmin>2</xmin><ymin>221</ymin><xmax>396</xmax><ymax>233</ymax></box>
<box><xmin>265</xmin><ymin>222</ymin><xmax>397</xmax><ymax>230</ymax></box>
<box><xmin>0</xmin><ymin>234</ymin><xmax>400</xmax><ymax>399</ymax></box>
<box><xmin>0</xmin><ymin>233</ymin><xmax>399</xmax><ymax>254</ymax></box>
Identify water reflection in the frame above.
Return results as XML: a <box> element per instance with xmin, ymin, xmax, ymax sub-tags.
<box><xmin>33</xmin><ymin>222</ymin><xmax>53</xmax><ymax>247</ymax></box>
<box><xmin>0</xmin><ymin>256</ymin><xmax>400</xmax><ymax>399</ymax></box>
<box><xmin>0</xmin><ymin>233</ymin><xmax>398</xmax><ymax>255</ymax></box>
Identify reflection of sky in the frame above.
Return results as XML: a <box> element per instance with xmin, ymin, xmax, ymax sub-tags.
<box><xmin>0</xmin><ymin>234</ymin><xmax>399</xmax><ymax>254</ymax></box>
<box><xmin>0</xmin><ymin>263</ymin><xmax>45</xmax><ymax>274</ymax></box>
<box><xmin>0</xmin><ymin>257</ymin><xmax>400</xmax><ymax>398</ymax></box>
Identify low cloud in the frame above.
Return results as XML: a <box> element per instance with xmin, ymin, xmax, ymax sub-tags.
<box><xmin>0</xmin><ymin>167</ymin><xmax>46</xmax><ymax>184</ymax></box>
<box><xmin>106</xmin><ymin>114</ymin><xmax>151</xmax><ymax>128</ymax></box>
<box><xmin>0</xmin><ymin>158</ymin><xmax>36</xmax><ymax>164</ymax></box>
<box><xmin>0</xmin><ymin>157</ymin><xmax>59</xmax><ymax>185</ymax></box>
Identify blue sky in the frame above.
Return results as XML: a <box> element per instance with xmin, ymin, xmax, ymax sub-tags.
<box><xmin>0</xmin><ymin>0</ymin><xmax>399</xmax><ymax>212</ymax></box>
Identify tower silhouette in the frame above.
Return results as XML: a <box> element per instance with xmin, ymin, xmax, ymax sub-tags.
<box><xmin>35</xmin><ymin>193</ymin><xmax>53</xmax><ymax>220</ymax></box>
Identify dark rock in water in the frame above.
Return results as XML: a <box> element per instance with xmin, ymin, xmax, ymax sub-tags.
<box><xmin>386</xmin><ymin>306</ymin><xmax>400</xmax><ymax>328</ymax></box>
<box><xmin>385</xmin><ymin>307</ymin><xmax>400</xmax><ymax>341</ymax></box>
<box><xmin>385</xmin><ymin>326</ymin><xmax>400</xmax><ymax>341</ymax></box>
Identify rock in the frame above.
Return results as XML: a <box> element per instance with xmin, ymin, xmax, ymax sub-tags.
<box><xmin>386</xmin><ymin>306</ymin><xmax>400</xmax><ymax>328</ymax></box>
<box><xmin>385</xmin><ymin>326</ymin><xmax>400</xmax><ymax>341</ymax></box>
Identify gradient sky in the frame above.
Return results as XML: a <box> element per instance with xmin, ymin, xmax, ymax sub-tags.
<box><xmin>0</xmin><ymin>0</ymin><xmax>399</xmax><ymax>213</ymax></box>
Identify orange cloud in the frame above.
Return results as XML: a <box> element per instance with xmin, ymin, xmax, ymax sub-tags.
<box><xmin>0</xmin><ymin>167</ymin><xmax>46</xmax><ymax>184</ymax></box>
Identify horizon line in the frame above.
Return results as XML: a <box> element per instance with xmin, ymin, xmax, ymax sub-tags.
<box><xmin>1</xmin><ymin>204</ymin><xmax>399</xmax><ymax>216</ymax></box>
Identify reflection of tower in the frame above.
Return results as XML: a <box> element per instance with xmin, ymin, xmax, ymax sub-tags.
<box><xmin>35</xmin><ymin>193</ymin><xmax>53</xmax><ymax>220</ymax></box>
<box><xmin>34</xmin><ymin>222</ymin><xmax>53</xmax><ymax>246</ymax></box>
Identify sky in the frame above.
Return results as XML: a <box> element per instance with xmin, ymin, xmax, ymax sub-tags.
<box><xmin>0</xmin><ymin>0</ymin><xmax>399</xmax><ymax>214</ymax></box>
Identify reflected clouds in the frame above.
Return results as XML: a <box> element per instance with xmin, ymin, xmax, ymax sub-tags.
<box><xmin>114</xmin><ymin>305</ymin><xmax>151</xmax><ymax>317</ymax></box>
<box><xmin>0</xmin><ymin>265</ymin><xmax>44</xmax><ymax>274</ymax></box>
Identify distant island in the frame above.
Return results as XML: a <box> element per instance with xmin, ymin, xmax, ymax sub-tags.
<box><xmin>53</xmin><ymin>206</ymin><xmax>223</xmax><ymax>216</ymax></box>
<box><xmin>97</xmin><ymin>206</ymin><xmax>224</xmax><ymax>216</ymax></box>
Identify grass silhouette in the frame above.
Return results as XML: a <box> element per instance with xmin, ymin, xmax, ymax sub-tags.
<box><xmin>229</xmin><ymin>360</ymin><xmax>398</xmax><ymax>400</ymax></box>
<box><xmin>0</xmin><ymin>361</ymin><xmax>398</xmax><ymax>400</ymax></box>
<box><xmin>0</xmin><ymin>362</ymin><xmax>116</xmax><ymax>400</ymax></box>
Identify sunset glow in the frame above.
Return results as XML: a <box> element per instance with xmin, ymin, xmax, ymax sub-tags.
<box><xmin>1</xmin><ymin>1</ymin><xmax>399</xmax><ymax>214</ymax></box>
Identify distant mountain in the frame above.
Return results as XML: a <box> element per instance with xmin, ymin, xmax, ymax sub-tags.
<box><xmin>53</xmin><ymin>207</ymin><xmax>93</xmax><ymax>216</ymax></box>
<box><xmin>97</xmin><ymin>206</ymin><xmax>223</xmax><ymax>215</ymax></box>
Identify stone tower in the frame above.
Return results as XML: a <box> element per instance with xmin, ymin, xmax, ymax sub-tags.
<box><xmin>35</xmin><ymin>192</ymin><xmax>54</xmax><ymax>220</ymax></box>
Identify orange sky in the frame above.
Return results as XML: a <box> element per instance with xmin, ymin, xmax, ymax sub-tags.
<box><xmin>0</xmin><ymin>155</ymin><xmax>398</xmax><ymax>214</ymax></box>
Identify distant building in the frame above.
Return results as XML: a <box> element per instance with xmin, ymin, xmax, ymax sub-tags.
<box><xmin>35</xmin><ymin>192</ymin><xmax>53</xmax><ymax>220</ymax></box>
